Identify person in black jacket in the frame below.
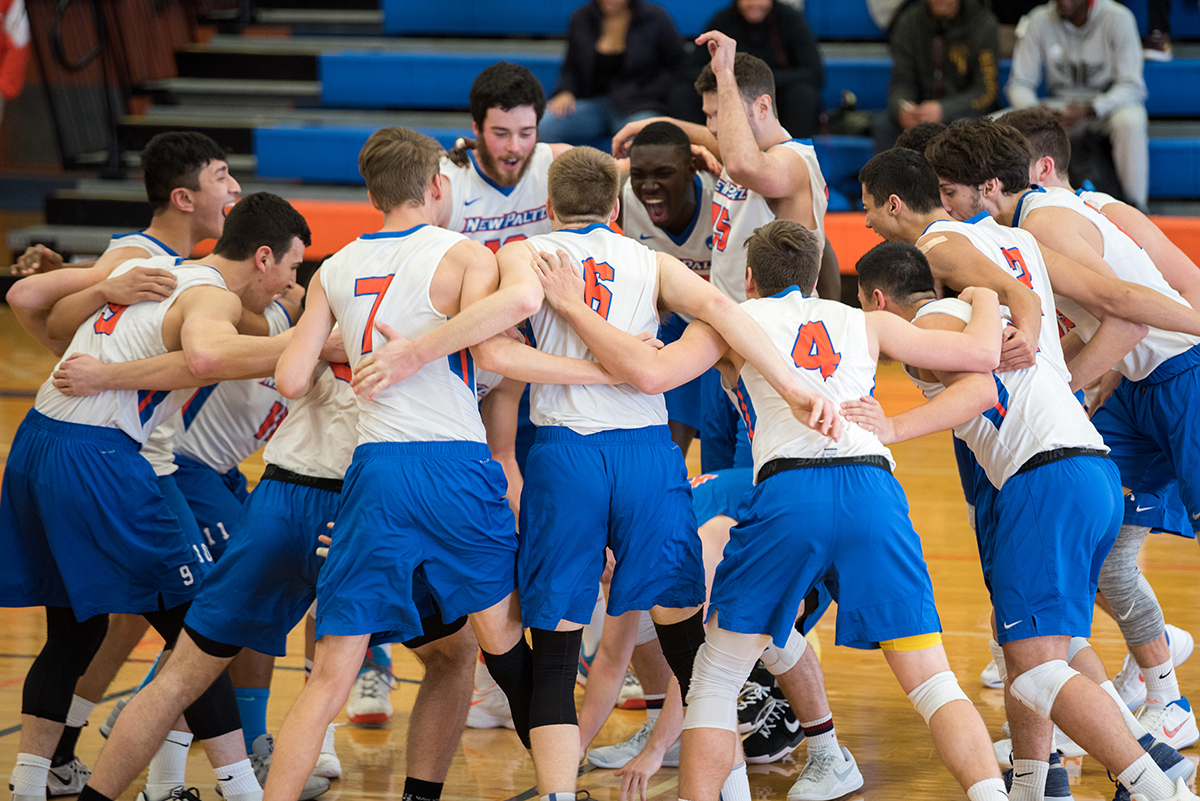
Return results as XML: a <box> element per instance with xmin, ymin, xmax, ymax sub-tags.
<box><xmin>667</xmin><ymin>0</ymin><xmax>825</xmax><ymax>139</ymax></box>
<box><xmin>540</xmin><ymin>0</ymin><xmax>685</xmax><ymax>151</ymax></box>
<box><xmin>875</xmin><ymin>0</ymin><xmax>1000</xmax><ymax>151</ymax></box>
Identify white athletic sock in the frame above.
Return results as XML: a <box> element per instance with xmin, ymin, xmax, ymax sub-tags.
<box><xmin>1119</xmin><ymin>752</ymin><xmax>1175</xmax><ymax>800</ymax></box>
<box><xmin>966</xmin><ymin>777</ymin><xmax>1008</xmax><ymax>800</ymax></box>
<box><xmin>644</xmin><ymin>693</ymin><xmax>666</xmax><ymax>725</ymax></box>
<box><xmin>65</xmin><ymin>696</ymin><xmax>97</xmax><ymax>729</ymax></box>
<box><xmin>800</xmin><ymin>714</ymin><xmax>840</xmax><ymax>757</ymax></box>
<box><xmin>1143</xmin><ymin>659</ymin><xmax>1182</xmax><ymax>706</ymax></box>
<box><xmin>145</xmin><ymin>731</ymin><xmax>193</xmax><ymax>801</ymax></box>
<box><xmin>1101</xmin><ymin>680</ymin><xmax>1151</xmax><ymax>738</ymax></box>
<box><xmin>474</xmin><ymin>652</ymin><xmax>498</xmax><ymax>693</ymax></box>
<box><xmin>215</xmin><ymin>757</ymin><xmax>261</xmax><ymax>801</ymax></box>
<box><xmin>719</xmin><ymin>762</ymin><xmax>750</xmax><ymax>801</ymax></box>
<box><xmin>580</xmin><ymin>588</ymin><xmax>606</xmax><ymax>658</ymax></box>
<box><xmin>539</xmin><ymin>794</ymin><xmax>576</xmax><ymax>801</ymax></box>
<box><xmin>11</xmin><ymin>753</ymin><xmax>52</xmax><ymax>801</ymax></box>
<box><xmin>1007</xmin><ymin>758</ymin><xmax>1048</xmax><ymax>801</ymax></box>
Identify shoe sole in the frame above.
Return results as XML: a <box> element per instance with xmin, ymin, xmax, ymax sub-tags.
<box><xmin>744</xmin><ymin>741</ymin><xmax>803</xmax><ymax>765</ymax></box>
<box><xmin>587</xmin><ymin>754</ymin><xmax>633</xmax><ymax>769</ymax></box>
<box><xmin>466</xmin><ymin>712</ymin><xmax>516</xmax><ymax>730</ymax></box>
<box><xmin>347</xmin><ymin>713</ymin><xmax>391</xmax><ymax>726</ymax></box>
<box><xmin>788</xmin><ymin>776</ymin><xmax>864</xmax><ymax>801</ymax></box>
<box><xmin>616</xmin><ymin>698</ymin><xmax>647</xmax><ymax>710</ymax></box>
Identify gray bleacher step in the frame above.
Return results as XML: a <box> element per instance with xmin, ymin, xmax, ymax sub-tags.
<box><xmin>253</xmin><ymin>8</ymin><xmax>382</xmax><ymax>25</ymax></box>
<box><xmin>8</xmin><ymin>225</ymin><xmax>142</xmax><ymax>256</ymax></box>
<box><xmin>136</xmin><ymin>107</ymin><xmax>472</xmax><ymax>128</ymax></box>
<box><xmin>67</xmin><ymin>178</ymin><xmax>371</xmax><ymax>202</ymax></box>
<box><xmin>197</xmin><ymin>34</ymin><xmax>567</xmax><ymax>56</ymax></box>
<box><xmin>137</xmin><ymin>77</ymin><xmax>321</xmax><ymax>105</ymax></box>
<box><xmin>1148</xmin><ymin>119</ymin><xmax>1200</xmax><ymax>137</ymax></box>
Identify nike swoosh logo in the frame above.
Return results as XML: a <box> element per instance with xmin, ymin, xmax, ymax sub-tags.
<box><xmin>218</xmin><ymin>776</ymin><xmax>233</xmax><ymax>782</ymax></box>
<box><xmin>833</xmin><ymin>762</ymin><xmax>856</xmax><ymax>781</ymax></box>
<box><xmin>784</xmin><ymin>717</ymin><xmax>800</xmax><ymax>734</ymax></box>
<box><xmin>639</xmin><ymin>234</ymin><xmax>654</xmax><ymax>240</ymax></box>
<box><xmin>1136</xmin><ymin>505</ymin><xmax>1155</xmax><ymax>512</ymax></box>
<box><xmin>464</xmin><ymin>198</ymin><xmax>482</xmax><ymax>206</ymax></box>
<box><xmin>1192</xmin><ymin>512</ymin><xmax>1200</xmax><ymax>520</ymax></box>
<box><xmin>1166</xmin><ymin>720</ymin><xmax>1190</xmax><ymax>738</ymax></box>
<box><xmin>1014</xmin><ymin>772</ymin><xmax>1033</xmax><ymax>778</ymax></box>
<box><xmin>1003</xmin><ymin>620</ymin><xmax>1022</xmax><ymax>630</ymax></box>
<box><xmin>1117</xmin><ymin>601</ymin><xmax>1136</xmax><ymax>621</ymax></box>
<box><xmin>1159</xmin><ymin>671</ymin><xmax>1173</xmax><ymax>679</ymax></box>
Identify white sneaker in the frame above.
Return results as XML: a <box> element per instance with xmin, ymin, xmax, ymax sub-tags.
<box><xmin>313</xmin><ymin>723</ymin><xmax>342</xmax><ymax>779</ymax></box>
<box><xmin>46</xmin><ymin>758</ymin><xmax>91</xmax><ymax>796</ymax></box>
<box><xmin>1131</xmin><ymin>776</ymin><xmax>1200</xmax><ymax>801</ymax></box>
<box><xmin>467</xmin><ymin>681</ymin><xmax>515</xmax><ymax>729</ymax></box>
<box><xmin>1116</xmin><ymin>625</ymin><xmax>1195</xmax><ymax>712</ymax></box>
<box><xmin>587</xmin><ymin>720</ymin><xmax>681</xmax><ymax>769</ymax></box>
<box><xmin>245</xmin><ymin>733</ymin><xmax>331</xmax><ymax>800</ymax></box>
<box><xmin>100</xmin><ymin>697</ymin><xmax>129</xmax><ymax>739</ymax></box>
<box><xmin>787</xmin><ymin>747</ymin><xmax>864</xmax><ymax>801</ymax></box>
<box><xmin>981</xmin><ymin>659</ymin><xmax>1004</xmax><ymax>689</ymax></box>
<box><xmin>616</xmin><ymin>670</ymin><xmax>645</xmax><ymax>710</ymax></box>
<box><xmin>994</xmin><ymin>726</ymin><xmax>1086</xmax><ymax>766</ymax></box>
<box><xmin>1137</xmin><ymin>698</ymin><xmax>1200</xmax><ymax>750</ymax></box>
<box><xmin>1052</xmin><ymin>725</ymin><xmax>1087</xmax><ymax>758</ymax></box>
<box><xmin>347</xmin><ymin>665</ymin><xmax>394</xmax><ymax>726</ymax></box>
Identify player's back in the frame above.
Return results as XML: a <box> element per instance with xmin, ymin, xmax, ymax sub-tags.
<box><xmin>737</xmin><ymin>290</ymin><xmax>893</xmax><ymax>479</ymax></box>
<box><xmin>526</xmin><ymin>223</ymin><xmax>666</xmax><ymax>434</ymax></box>
<box><xmin>34</xmin><ymin>257</ymin><xmax>228</xmax><ymax>443</ymax></box>
<box><xmin>264</xmin><ymin>360</ymin><xmax>358</xmax><ymax>480</ymax></box>
<box><xmin>441</xmin><ymin>144</ymin><xmax>554</xmax><ymax>251</ymax></box>
<box><xmin>321</xmin><ymin>225</ymin><xmax>485</xmax><ymax>445</ymax></box>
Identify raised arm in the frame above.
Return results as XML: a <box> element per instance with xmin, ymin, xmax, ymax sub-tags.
<box><xmin>611</xmin><ymin>117</ymin><xmax>720</xmax><ymax>160</ymax></box>
<box><xmin>276</xmin><ymin>270</ymin><xmax>335</xmax><ymax>398</ymax></box>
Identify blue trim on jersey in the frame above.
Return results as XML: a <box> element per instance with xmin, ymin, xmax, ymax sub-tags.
<box><xmin>1012</xmin><ymin>186</ymin><xmax>1046</xmax><ymax>225</ymax></box>
<box><xmin>360</xmin><ymin>225</ymin><xmax>427</xmax><ymax>240</ymax></box>
<box><xmin>112</xmin><ymin>231</ymin><xmax>181</xmax><ymax>258</ymax></box>
<box><xmin>559</xmin><ymin>223</ymin><xmax>613</xmax><ymax>236</ymax></box>
<box><xmin>964</xmin><ymin>211</ymin><xmax>989</xmax><ymax>225</ymax></box>
<box><xmin>982</xmin><ymin>374</ymin><xmax>1009</xmax><ymax>429</ymax></box>
<box><xmin>447</xmin><ymin>349</ymin><xmax>476</xmax><ymax>394</ymax></box>
<box><xmin>663</xmin><ymin>175</ymin><xmax>704</xmax><ymax>248</ymax></box>
<box><xmin>137</xmin><ymin>389</ymin><xmax>172</xmax><ymax>426</ymax></box>
<box><xmin>788</xmin><ymin>138</ymin><xmax>814</xmax><ymax>146</ymax></box>
<box><xmin>273</xmin><ymin>300</ymin><xmax>293</xmax><ymax>327</ymax></box>
<box><xmin>768</xmin><ymin>285</ymin><xmax>804</xmax><ymax>299</ymax></box>
<box><xmin>468</xmin><ymin>151</ymin><xmax>517</xmax><ymax>196</ymax></box>
<box><xmin>182</xmin><ymin>384</ymin><xmax>218</xmax><ymax>430</ymax></box>
<box><xmin>733</xmin><ymin>376</ymin><xmax>757</xmax><ymax>441</ymax></box>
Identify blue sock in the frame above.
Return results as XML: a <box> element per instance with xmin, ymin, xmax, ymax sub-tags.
<box><xmin>234</xmin><ymin>688</ymin><xmax>271</xmax><ymax>754</ymax></box>
<box><xmin>361</xmin><ymin>644</ymin><xmax>392</xmax><ymax>675</ymax></box>
<box><xmin>136</xmin><ymin>652</ymin><xmax>162</xmax><ymax>692</ymax></box>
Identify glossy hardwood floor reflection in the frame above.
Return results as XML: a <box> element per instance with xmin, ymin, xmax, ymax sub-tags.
<box><xmin>2</xmin><ymin>305</ymin><xmax>1199</xmax><ymax>800</ymax></box>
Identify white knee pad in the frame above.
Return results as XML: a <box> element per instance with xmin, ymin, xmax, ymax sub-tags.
<box><xmin>988</xmin><ymin>639</ymin><xmax>1007</xmax><ymax>685</ymax></box>
<box><xmin>907</xmin><ymin>670</ymin><xmax>970</xmax><ymax>725</ymax></box>
<box><xmin>635</xmin><ymin>610</ymin><xmax>658</xmax><ymax>646</ymax></box>
<box><xmin>308</xmin><ymin>600</ymin><xmax>318</xmax><ymax>619</ymax></box>
<box><xmin>1010</xmin><ymin>660</ymin><xmax>1079</xmax><ymax>721</ymax></box>
<box><xmin>683</xmin><ymin>627</ymin><xmax>770</xmax><ymax>733</ymax></box>
<box><xmin>761</xmin><ymin>627</ymin><xmax>808</xmax><ymax>676</ymax></box>
<box><xmin>1067</xmin><ymin>637</ymin><xmax>1092</xmax><ymax>663</ymax></box>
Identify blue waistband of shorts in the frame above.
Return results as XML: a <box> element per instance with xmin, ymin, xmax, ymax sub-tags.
<box><xmin>353</xmin><ymin>440</ymin><xmax>491</xmax><ymax>460</ymax></box>
<box><xmin>24</xmin><ymin>408</ymin><xmax>139</xmax><ymax>448</ymax></box>
<box><xmin>174</xmin><ymin>451</ymin><xmax>235</xmax><ymax>478</ymax></box>
<box><xmin>1142</xmin><ymin>343</ymin><xmax>1200</xmax><ymax>385</ymax></box>
<box><xmin>533</xmin><ymin>425</ymin><xmax>671</xmax><ymax>443</ymax></box>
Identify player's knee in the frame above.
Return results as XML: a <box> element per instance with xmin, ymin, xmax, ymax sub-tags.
<box><xmin>1010</xmin><ymin>659</ymin><xmax>1079</xmax><ymax>720</ymax></box>
<box><xmin>529</xmin><ymin>628</ymin><xmax>582</xmax><ymax>729</ymax></box>
<box><xmin>761</xmin><ymin>626</ymin><xmax>808</xmax><ymax>676</ymax></box>
<box><xmin>412</xmin><ymin>625</ymin><xmax>477</xmax><ymax>672</ymax></box>
<box><xmin>906</xmin><ymin>670</ymin><xmax>970</xmax><ymax>725</ymax></box>
<box><xmin>1067</xmin><ymin>637</ymin><xmax>1092</xmax><ymax>663</ymax></box>
<box><xmin>684</xmin><ymin>628</ymin><xmax>767</xmax><ymax>732</ymax></box>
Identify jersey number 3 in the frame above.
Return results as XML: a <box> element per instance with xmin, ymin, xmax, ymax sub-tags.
<box><xmin>791</xmin><ymin>321</ymin><xmax>841</xmax><ymax>380</ymax></box>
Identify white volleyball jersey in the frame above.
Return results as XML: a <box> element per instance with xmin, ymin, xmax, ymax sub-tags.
<box><xmin>264</xmin><ymin>360</ymin><xmax>359</xmax><ymax>480</ymax></box>
<box><xmin>322</xmin><ymin>225</ymin><xmax>486</xmax><ymax>444</ymax></box>
<box><xmin>909</xmin><ymin>298</ymin><xmax>1104</xmax><ymax>489</ymax></box>
<box><xmin>103</xmin><ymin>230</ymin><xmax>180</xmax><ymax>259</ymax></box>
<box><xmin>441</xmin><ymin>144</ymin><xmax>554</xmax><ymax>251</ymax></box>
<box><xmin>710</xmin><ymin>139</ymin><xmax>828</xmax><ymax>303</ymax></box>
<box><xmin>525</xmin><ymin>223</ymin><xmax>666</xmax><ymax>434</ymax></box>
<box><xmin>1075</xmin><ymin>187</ymin><xmax>1121</xmax><ymax>209</ymax></box>
<box><xmin>734</xmin><ymin>289</ymin><xmax>893</xmax><ymax>481</ymax></box>
<box><xmin>1014</xmin><ymin>186</ymin><xmax>1198</xmax><ymax>381</ymax></box>
<box><xmin>173</xmin><ymin>302</ymin><xmax>293</xmax><ymax>474</ymax></box>
<box><xmin>924</xmin><ymin>213</ymin><xmax>1072</xmax><ymax>384</ymax></box>
<box><xmin>475</xmin><ymin>368</ymin><xmax>505</xmax><ymax>401</ymax></box>
<box><xmin>35</xmin><ymin>258</ymin><xmax>228</xmax><ymax>443</ymax></box>
<box><xmin>621</xmin><ymin>172</ymin><xmax>715</xmax><ymax>278</ymax></box>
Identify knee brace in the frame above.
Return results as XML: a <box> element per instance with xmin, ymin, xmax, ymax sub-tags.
<box><xmin>761</xmin><ymin>626</ymin><xmax>808</xmax><ymax>677</ymax></box>
<box><xmin>906</xmin><ymin>671</ymin><xmax>970</xmax><ymax>725</ymax></box>
<box><xmin>653</xmin><ymin>610</ymin><xmax>706</xmax><ymax>702</ymax></box>
<box><xmin>635</xmin><ymin>611</ymin><xmax>658</xmax><ymax>647</ymax></box>
<box><xmin>182</xmin><ymin>669</ymin><xmax>242</xmax><ymax>741</ymax></box>
<box><xmin>529</xmin><ymin>628</ymin><xmax>583</xmax><ymax>730</ymax></box>
<box><xmin>683</xmin><ymin>627</ymin><xmax>770</xmax><ymax>733</ymax></box>
<box><xmin>988</xmin><ymin>639</ymin><xmax>1008</xmax><ymax>686</ymax></box>
<box><xmin>1067</xmin><ymin>637</ymin><xmax>1092</xmax><ymax>663</ymax></box>
<box><xmin>22</xmin><ymin>608</ymin><xmax>109</xmax><ymax>722</ymax></box>
<box><xmin>1098</xmin><ymin>525</ymin><xmax>1165</xmax><ymax>648</ymax></box>
<box><xmin>1010</xmin><ymin>660</ymin><xmax>1079</xmax><ymax>721</ymax></box>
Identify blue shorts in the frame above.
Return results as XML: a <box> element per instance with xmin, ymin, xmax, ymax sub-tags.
<box><xmin>710</xmin><ymin>462</ymin><xmax>941</xmax><ymax>649</ymax></box>
<box><xmin>158</xmin><ymin>473</ymin><xmax>214</xmax><ymax>568</ymax></box>
<box><xmin>1125</xmin><ymin>477</ymin><xmax>1193</xmax><ymax>538</ymax></box>
<box><xmin>975</xmin><ymin>455</ymin><xmax>1121</xmax><ymax>644</ymax></box>
<box><xmin>0</xmin><ymin>410</ymin><xmax>205</xmax><ymax>618</ymax></box>
<box><xmin>952</xmin><ymin>435</ymin><xmax>978</xmax><ymax>508</ymax></box>
<box><xmin>1091</xmin><ymin>346</ymin><xmax>1200</xmax><ymax>535</ymax></box>
<box><xmin>317</xmin><ymin>441</ymin><xmax>517</xmax><ymax>642</ymax></box>
<box><xmin>660</xmin><ymin>313</ymin><xmax>704</xmax><ymax>431</ymax></box>
<box><xmin>174</xmin><ymin>453</ymin><xmax>249</xmax><ymax>560</ymax></box>
<box><xmin>699</xmin><ymin>369</ymin><xmax>753</xmax><ymax>472</ymax></box>
<box><xmin>689</xmin><ymin>468</ymin><xmax>754</xmax><ymax>525</ymax></box>
<box><xmin>518</xmin><ymin>426</ymin><xmax>705</xmax><ymax>629</ymax></box>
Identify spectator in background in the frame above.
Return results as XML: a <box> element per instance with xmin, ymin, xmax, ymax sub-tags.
<box><xmin>1142</xmin><ymin>0</ymin><xmax>1171</xmax><ymax>61</ymax></box>
<box><xmin>540</xmin><ymin>0</ymin><xmax>684</xmax><ymax>151</ymax></box>
<box><xmin>1</xmin><ymin>0</ymin><xmax>28</xmax><ymax>124</ymax></box>
<box><xmin>1006</xmin><ymin>0</ymin><xmax>1149</xmax><ymax>209</ymax></box>
<box><xmin>875</xmin><ymin>0</ymin><xmax>999</xmax><ymax>151</ymax></box>
<box><xmin>667</xmin><ymin>0</ymin><xmax>824</xmax><ymax>139</ymax></box>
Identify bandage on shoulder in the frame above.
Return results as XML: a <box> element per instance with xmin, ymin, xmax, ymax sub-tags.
<box><xmin>919</xmin><ymin>235</ymin><xmax>948</xmax><ymax>254</ymax></box>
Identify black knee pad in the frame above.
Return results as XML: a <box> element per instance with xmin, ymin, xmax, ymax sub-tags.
<box><xmin>401</xmin><ymin>613</ymin><xmax>468</xmax><ymax>651</ymax></box>
<box><xmin>529</xmin><ymin>628</ymin><xmax>583</xmax><ymax>730</ymax></box>
<box><xmin>182</xmin><ymin>669</ymin><xmax>242</xmax><ymax>741</ymax></box>
<box><xmin>654</xmin><ymin>610</ymin><xmax>706</xmax><ymax>703</ymax></box>
<box><xmin>23</xmin><ymin>607</ymin><xmax>108</xmax><ymax>722</ymax></box>
<box><xmin>184</xmin><ymin>624</ymin><xmax>243</xmax><ymax>660</ymax></box>
<box><xmin>143</xmin><ymin>603</ymin><xmax>190</xmax><ymax>651</ymax></box>
<box><xmin>482</xmin><ymin>639</ymin><xmax>534</xmax><ymax>748</ymax></box>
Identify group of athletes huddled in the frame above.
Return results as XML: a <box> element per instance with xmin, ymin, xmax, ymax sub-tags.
<box><xmin>5</xmin><ymin>24</ymin><xmax>1200</xmax><ymax>801</ymax></box>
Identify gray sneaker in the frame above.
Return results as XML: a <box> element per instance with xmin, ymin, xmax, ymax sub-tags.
<box><xmin>787</xmin><ymin>747</ymin><xmax>864</xmax><ymax>801</ymax></box>
<box><xmin>100</xmin><ymin>697</ymin><xmax>129</xmax><ymax>739</ymax></box>
<box><xmin>587</xmin><ymin>721</ymin><xmax>681</xmax><ymax>769</ymax></box>
<box><xmin>47</xmin><ymin>758</ymin><xmax>91</xmax><ymax>796</ymax></box>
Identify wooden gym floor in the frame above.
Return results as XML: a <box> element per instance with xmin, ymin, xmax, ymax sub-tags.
<box><xmin>1</xmin><ymin>304</ymin><xmax>1199</xmax><ymax>801</ymax></box>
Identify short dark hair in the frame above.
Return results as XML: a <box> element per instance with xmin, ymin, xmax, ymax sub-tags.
<box><xmin>858</xmin><ymin>148</ymin><xmax>943</xmax><ymax>214</ymax></box>
<box><xmin>746</xmin><ymin>220</ymin><xmax>821</xmax><ymax>297</ymax></box>
<box><xmin>141</xmin><ymin>132</ymin><xmax>228</xmax><ymax>212</ymax></box>
<box><xmin>894</xmin><ymin>121</ymin><xmax>948</xmax><ymax>156</ymax></box>
<box><xmin>1001</xmin><ymin>107</ymin><xmax>1071</xmax><ymax>179</ymax></box>
<box><xmin>631</xmin><ymin>120</ymin><xmax>693</xmax><ymax>152</ymax></box>
<box><xmin>212</xmin><ymin>193</ymin><xmax>312</xmax><ymax>262</ymax></box>
<box><xmin>469</xmin><ymin>61</ymin><xmax>546</xmax><ymax>127</ymax></box>
<box><xmin>695</xmin><ymin>53</ymin><xmax>776</xmax><ymax>111</ymax></box>
<box><xmin>925</xmin><ymin>118</ymin><xmax>1031</xmax><ymax>195</ymax></box>
<box><xmin>855</xmin><ymin>241</ymin><xmax>937</xmax><ymax>305</ymax></box>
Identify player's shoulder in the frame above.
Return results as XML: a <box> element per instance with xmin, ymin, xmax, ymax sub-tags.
<box><xmin>913</xmin><ymin>297</ymin><xmax>972</xmax><ymax>324</ymax></box>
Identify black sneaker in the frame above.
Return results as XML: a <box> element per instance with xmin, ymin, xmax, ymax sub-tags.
<box><xmin>742</xmin><ymin>697</ymin><xmax>805</xmax><ymax>764</ymax></box>
<box><xmin>737</xmin><ymin>679</ymin><xmax>774</xmax><ymax>734</ymax></box>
